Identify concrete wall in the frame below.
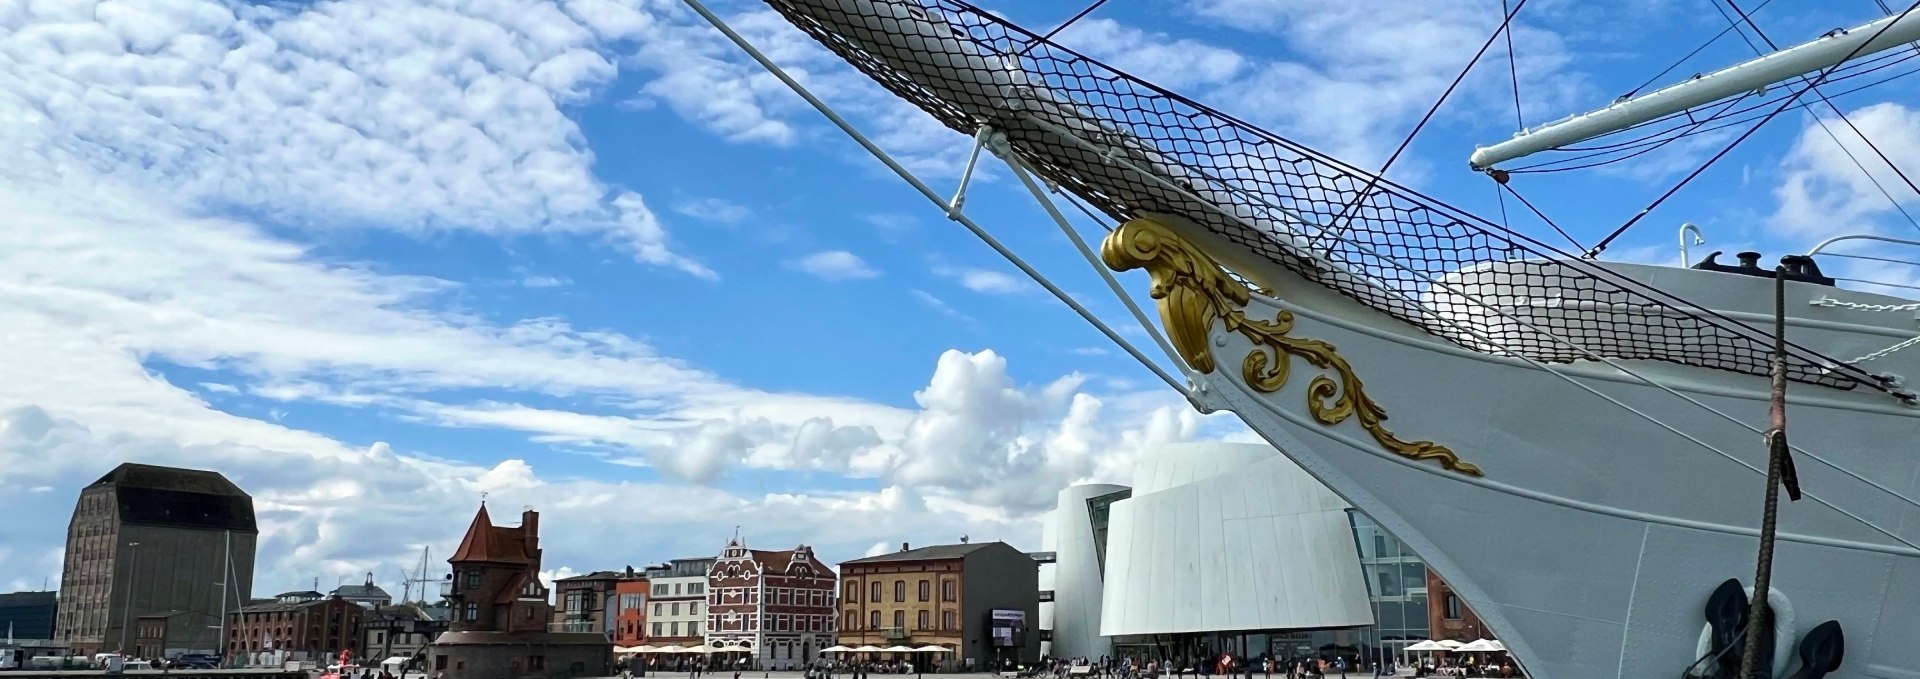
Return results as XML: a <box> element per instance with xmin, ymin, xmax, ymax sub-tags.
<box><xmin>108</xmin><ymin>524</ymin><xmax>257</xmax><ymax>654</ymax></box>
<box><xmin>959</xmin><ymin>544</ymin><xmax>1038</xmax><ymax>670</ymax></box>
<box><xmin>1044</xmin><ymin>484</ymin><xmax>1126</xmax><ymax>661</ymax></box>
<box><xmin>1099</xmin><ymin>443</ymin><xmax>1373</xmax><ymax>636</ymax></box>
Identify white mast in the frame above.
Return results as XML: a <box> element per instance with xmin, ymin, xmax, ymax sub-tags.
<box><xmin>1468</xmin><ymin>9</ymin><xmax>1920</xmax><ymax>169</ymax></box>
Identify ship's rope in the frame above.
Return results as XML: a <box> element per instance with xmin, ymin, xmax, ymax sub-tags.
<box><xmin>1810</xmin><ymin>297</ymin><xmax>1920</xmax><ymax>312</ymax></box>
<box><xmin>1739</xmin><ymin>270</ymin><xmax>1798</xmax><ymax>679</ymax></box>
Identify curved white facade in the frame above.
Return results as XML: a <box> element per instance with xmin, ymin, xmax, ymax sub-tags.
<box><xmin>1100</xmin><ymin>443</ymin><xmax>1374</xmax><ymax>635</ymax></box>
<box><xmin>1044</xmin><ymin>483</ymin><xmax>1127</xmax><ymax>660</ymax></box>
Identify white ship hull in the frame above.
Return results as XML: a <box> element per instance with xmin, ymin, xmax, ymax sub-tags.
<box><xmin>1111</xmin><ymin>215</ymin><xmax>1920</xmax><ymax>679</ymax></box>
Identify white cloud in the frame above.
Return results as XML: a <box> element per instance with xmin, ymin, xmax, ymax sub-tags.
<box><xmin>909</xmin><ymin>289</ymin><xmax>976</xmax><ymax>325</ymax></box>
<box><xmin>1773</xmin><ymin>103</ymin><xmax>1920</xmax><ymax>239</ymax></box>
<box><xmin>936</xmin><ymin>266</ymin><xmax>1028</xmax><ymax>295</ymax></box>
<box><xmin>788</xmin><ymin>250</ymin><xmax>881</xmax><ymax>280</ymax></box>
<box><xmin>521</xmin><ymin>275</ymin><xmax>571</xmax><ymax>288</ymax></box>
<box><xmin>0</xmin><ymin>0</ymin><xmax>715</xmax><ymax>278</ymax></box>
<box><xmin>673</xmin><ymin>197</ymin><xmax>752</xmax><ymax>224</ymax></box>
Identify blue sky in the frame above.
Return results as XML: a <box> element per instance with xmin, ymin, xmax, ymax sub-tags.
<box><xmin>2</xmin><ymin>0</ymin><xmax>1917</xmax><ymax>597</ymax></box>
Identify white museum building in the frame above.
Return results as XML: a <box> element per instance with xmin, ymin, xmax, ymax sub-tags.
<box><xmin>1040</xmin><ymin>442</ymin><xmax>1433</xmax><ymax>665</ymax></box>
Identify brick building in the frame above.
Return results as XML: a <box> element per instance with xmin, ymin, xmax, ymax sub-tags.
<box><xmin>55</xmin><ymin>463</ymin><xmax>257</xmax><ymax>656</ymax></box>
<box><xmin>838</xmin><ymin>542</ymin><xmax>1038</xmax><ymax>670</ymax></box>
<box><xmin>429</xmin><ymin>505</ymin><xmax>610</xmax><ymax>679</ymax></box>
<box><xmin>706</xmin><ymin>538</ymin><xmax>836</xmax><ymax>670</ymax></box>
<box><xmin>610</xmin><ymin>580</ymin><xmax>649</xmax><ymax>648</ymax></box>
<box><xmin>552</xmin><ymin>569</ymin><xmax>639</xmax><ymax>636</ymax></box>
<box><xmin>225</xmin><ymin>594</ymin><xmax>364</xmax><ymax>662</ymax></box>
<box><xmin>1426</xmin><ymin>570</ymin><xmax>1492</xmax><ymax>643</ymax></box>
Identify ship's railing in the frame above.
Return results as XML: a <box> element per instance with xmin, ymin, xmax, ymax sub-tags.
<box><xmin>764</xmin><ymin>0</ymin><xmax>1894</xmax><ymax>397</ymax></box>
<box><xmin>1807</xmin><ymin>234</ymin><xmax>1920</xmax><ymax>294</ymax></box>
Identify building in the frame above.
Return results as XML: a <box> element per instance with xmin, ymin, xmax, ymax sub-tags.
<box><xmin>428</xmin><ymin>505</ymin><xmax>610</xmax><ymax>679</ymax></box>
<box><xmin>610</xmin><ymin>579</ymin><xmax>649</xmax><ymax>649</ymax></box>
<box><xmin>706</xmin><ymin>538</ymin><xmax>836</xmax><ymax>670</ymax></box>
<box><xmin>132</xmin><ymin>610</ymin><xmax>221</xmax><ymax>659</ymax></box>
<box><xmin>1038</xmin><ymin>485</ymin><xmax>1126</xmax><ymax>660</ymax></box>
<box><xmin>551</xmin><ymin>569</ymin><xmax>639</xmax><ymax>636</ymax></box>
<box><xmin>1426</xmin><ymin>571</ymin><xmax>1491</xmax><ymax>645</ymax></box>
<box><xmin>225</xmin><ymin>594</ymin><xmax>364</xmax><ymax>663</ymax></box>
<box><xmin>641</xmin><ymin>558</ymin><xmax>713</xmax><ymax>647</ymax></box>
<box><xmin>1040</xmin><ymin>443</ymin><xmax>1379</xmax><ymax>665</ymax></box>
<box><xmin>332</xmin><ymin>574</ymin><xmax>394</xmax><ymax>609</ymax></box>
<box><xmin>54</xmin><ymin>463</ymin><xmax>258</xmax><ymax>656</ymax></box>
<box><xmin>839</xmin><ymin>541</ymin><xmax>1039</xmax><ymax>671</ymax></box>
<box><xmin>0</xmin><ymin>591</ymin><xmax>58</xmax><ymax>641</ymax></box>
<box><xmin>362</xmin><ymin>604</ymin><xmax>448</xmax><ymax>668</ymax></box>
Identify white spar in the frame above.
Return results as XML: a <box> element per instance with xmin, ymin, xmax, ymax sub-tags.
<box><xmin>1468</xmin><ymin>9</ymin><xmax>1920</xmax><ymax>170</ymax></box>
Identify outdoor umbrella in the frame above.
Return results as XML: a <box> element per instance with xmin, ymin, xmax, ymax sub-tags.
<box><xmin>852</xmin><ymin>646</ymin><xmax>883</xmax><ymax>653</ymax></box>
<box><xmin>820</xmin><ymin>646</ymin><xmax>853</xmax><ymax>654</ymax></box>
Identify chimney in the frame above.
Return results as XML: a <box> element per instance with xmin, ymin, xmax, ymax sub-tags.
<box><xmin>522</xmin><ymin>509</ymin><xmax>540</xmax><ymax>537</ymax></box>
<box><xmin>901</xmin><ymin>542</ymin><xmax>910</xmax><ymax>552</ymax></box>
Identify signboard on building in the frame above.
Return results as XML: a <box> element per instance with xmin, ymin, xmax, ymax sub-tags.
<box><xmin>988</xmin><ymin>610</ymin><xmax>1025</xmax><ymax>647</ymax></box>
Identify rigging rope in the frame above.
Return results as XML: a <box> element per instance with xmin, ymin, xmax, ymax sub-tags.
<box><xmin>1318</xmin><ymin>0</ymin><xmax>1529</xmax><ymax>244</ymax></box>
<box><xmin>1719</xmin><ymin>0</ymin><xmax>1920</xmax><ymax>236</ymax></box>
<box><xmin>1502</xmin><ymin>0</ymin><xmax>1524</xmax><ymax>130</ymax></box>
<box><xmin>1585</xmin><ymin>0</ymin><xmax>1920</xmax><ymax>258</ymax></box>
<box><xmin>1022</xmin><ymin>0</ymin><xmax>1114</xmax><ymax>54</ymax></box>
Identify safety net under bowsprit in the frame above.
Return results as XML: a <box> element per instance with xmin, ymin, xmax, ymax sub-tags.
<box><xmin>761</xmin><ymin>0</ymin><xmax>1893</xmax><ymax>396</ymax></box>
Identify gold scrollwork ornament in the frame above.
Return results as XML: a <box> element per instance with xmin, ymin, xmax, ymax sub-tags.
<box><xmin>1101</xmin><ymin>218</ymin><xmax>1482</xmax><ymax>477</ymax></box>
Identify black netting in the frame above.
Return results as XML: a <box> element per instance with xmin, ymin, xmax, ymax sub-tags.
<box><xmin>762</xmin><ymin>0</ymin><xmax>1888</xmax><ymax>395</ymax></box>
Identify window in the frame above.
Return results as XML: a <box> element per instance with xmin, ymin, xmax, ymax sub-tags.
<box><xmin>894</xmin><ymin>581</ymin><xmax>905</xmax><ymax>602</ymax></box>
<box><xmin>692</xmin><ymin>601</ymin><xmax>702</xmax><ymax>614</ymax></box>
<box><xmin>917</xmin><ymin>580</ymin><xmax>930</xmax><ymax>602</ymax></box>
<box><xmin>811</xmin><ymin>591</ymin><xmax>823</xmax><ymax>607</ymax></box>
<box><xmin>463</xmin><ymin>603</ymin><xmax>477</xmax><ymax>621</ymax></box>
<box><xmin>942</xmin><ymin>610</ymin><xmax>955</xmax><ymax>631</ymax></box>
<box><xmin>674</xmin><ymin>583</ymin><xmax>683</xmax><ymax>595</ymax></box>
<box><xmin>465</xmin><ymin>570</ymin><xmax>480</xmax><ymax>589</ymax></box>
<box><xmin>670</xmin><ymin>622</ymin><xmax>681</xmax><ymax>636</ymax></box>
<box><xmin>871</xmin><ymin>581</ymin><xmax>881</xmax><ymax>602</ymax></box>
<box><xmin>653</xmin><ymin>583</ymin><xmax>669</xmax><ymax>596</ymax></box>
<box><xmin>917</xmin><ymin>611</ymin><xmax>929</xmax><ymax>630</ymax></box>
<box><xmin>653</xmin><ymin>603</ymin><xmax>663</xmax><ymax>617</ymax></box>
<box><xmin>846</xmin><ymin>582</ymin><xmax>858</xmax><ymax>604</ymax></box>
<box><xmin>869</xmin><ymin>611</ymin><xmax>880</xmax><ymax>629</ymax></box>
<box><xmin>435</xmin><ymin>656</ymin><xmax>448</xmax><ymax>671</ymax></box>
<box><xmin>690</xmin><ymin>583</ymin><xmax>704</xmax><ymax>595</ymax></box>
<box><xmin>1444</xmin><ymin>594</ymin><xmax>1462</xmax><ymax>620</ymax></box>
<box><xmin>689</xmin><ymin>622</ymin><xmax>702</xmax><ymax>636</ymax></box>
<box><xmin>777</xmin><ymin>589</ymin><xmax>789</xmax><ymax>605</ymax></box>
<box><xmin>373</xmin><ymin>631</ymin><xmax>384</xmax><ymax>645</ymax></box>
<box><xmin>652</xmin><ymin>622</ymin><xmax>663</xmax><ymax>636</ymax></box>
<box><xmin>941</xmin><ymin>579</ymin><xmax>956</xmax><ymax>602</ymax></box>
<box><xmin>671</xmin><ymin>602</ymin><xmax>681</xmax><ymax>616</ymax></box>
<box><xmin>892</xmin><ymin>610</ymin><xmax>904</xmax><ymax>629</ymax></box>
<box><xmin>529</xmin><ymin>656</ymin><xmax>545</xmax><ymax>671</ymax></box>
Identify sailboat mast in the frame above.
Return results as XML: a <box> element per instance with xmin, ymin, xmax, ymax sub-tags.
<box><xmin>1469</xmin><ymin>9</ymin><xmax>1920</xmax><ymax>169</ymax></box>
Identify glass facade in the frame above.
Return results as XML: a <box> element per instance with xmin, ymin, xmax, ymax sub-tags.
<box><xmin>1348</xmin><ymin>511</ymin><xmax>1431</xmax><ymax>667</ymax></box>
<box><xmin>1084</xmin><ymin>488</ymin><xmax>1132</xmax><ymax>576</ymax></box>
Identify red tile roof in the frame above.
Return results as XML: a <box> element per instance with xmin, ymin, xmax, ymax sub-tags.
<box><xmin>450</xmin><ymin>505</ymin><xmax>533</xmax><ymax>564</ymax></box>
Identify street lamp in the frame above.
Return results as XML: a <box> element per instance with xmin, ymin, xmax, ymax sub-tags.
<box><xmin>120</xmin><ymin>542</ymin><xmax>142</xmax><ymax>655</ymax></box>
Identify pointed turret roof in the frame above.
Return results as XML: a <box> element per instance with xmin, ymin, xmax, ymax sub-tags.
<box><xmin>449</xmin><ymin>504</ymin><xmax>532</xmax><ymax>564</ymax></box>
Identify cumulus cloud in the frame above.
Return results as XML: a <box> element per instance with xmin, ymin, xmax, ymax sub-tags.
<box><xmin>936</xmin><ymin>266</ymin><xmax>1028</xmax><ymax>295</ymax></box>
<box><xmin>1773</xmin><ymin>103</ymin><xmax>1920</xmax><ymax>239</ymax></box>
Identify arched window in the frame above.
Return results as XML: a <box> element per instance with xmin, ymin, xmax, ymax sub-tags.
<box><xmin>868</xmin><ymin>611</ymin><xmax>880</xmax><ymax>629</ymax></box>
<box><xmin>892</xmin><ymin>610</ymin><xmax>904</xmax><ymax>629</ymax></box>
<box><xmin>893</xmin><ymin>581</ymin><xmax>905</xmax><ymax>602</ymax></box>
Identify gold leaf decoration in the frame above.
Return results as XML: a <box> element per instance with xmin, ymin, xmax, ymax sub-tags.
<box><xmin>1102</xmin><ymin>218</ymin><xmax>1482</xmax><ymax>477</ymax></box>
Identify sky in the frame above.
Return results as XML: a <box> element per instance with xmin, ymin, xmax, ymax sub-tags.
<box><xmin>2</xmin><ymin>0</ymin><xmax>1918</xmax><ymax>598</ymax></box>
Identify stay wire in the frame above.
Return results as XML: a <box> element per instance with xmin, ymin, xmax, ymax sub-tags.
<box><xmin>1624</xmin><ymin>0</ymin><xmax>1779</xmax><ymax>98</ymax></box>
<box><xmin>1720</xmin><ymin>0</ymin><xmax>1920</xmax><ymax>235</ymax></box>
<box><xmin>1585</xmin><ymin>0</ymin><xmax>1920</xmax><ymax>258</ymax></box>
<box><xmin>1509</xmin><ymin>91</ymin><xmax>1755</xmax><ymax>173</ymax></box>
<box><xmin>1319</xmin><ymin>0</ymin><xmax>1529</xmax><ymax>245</ymax></box>
<box><xmin>1502</xmin><ymin>0</ymin><xmax>1524</xmax><ymax>130</ymax></box>
<box><xmin>1501</xmin><ymin>182</ymin><xmax>1586</xmax><ymax>252</ymax></box>
<box><xmin>1023</xmin><ymin>0</ymin><xmax>1115</xmax><ymax>54</ymax></box>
